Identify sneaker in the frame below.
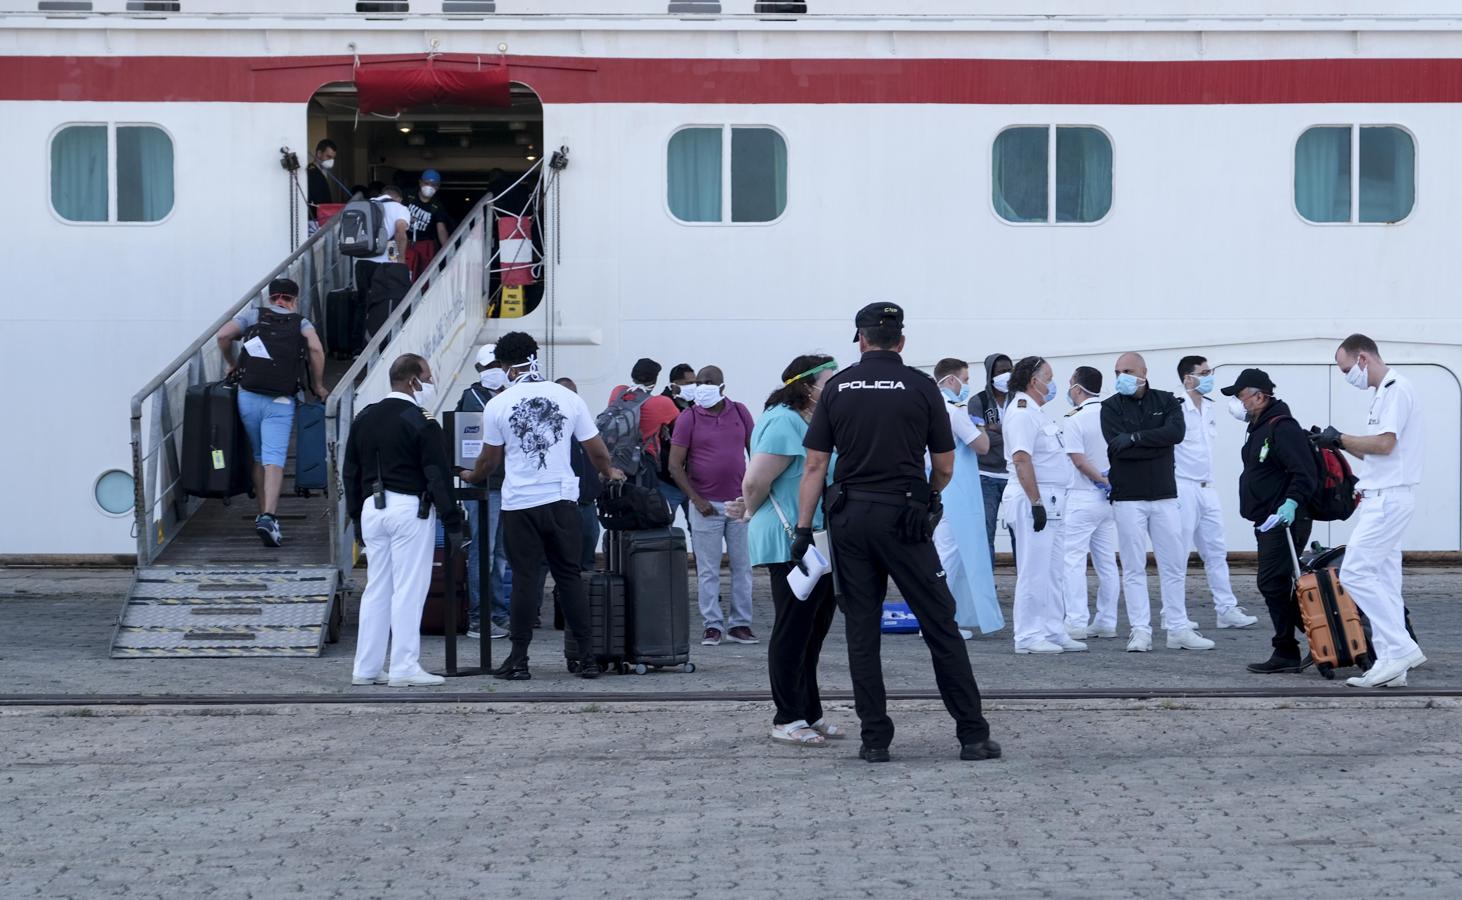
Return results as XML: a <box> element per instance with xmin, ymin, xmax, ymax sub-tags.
<box><xmin>350</xmin><ymin>670</ymin><xmax>389</xmax><ymax>686</ymax></box>
<box><xmin>466</xmin><ymin>628</ymin><xmax>481</xmax><ymax>640</ymax></box>
<box><xmin>576</xmin><ymin>658</ymin><xmax>603</xmax><ymax>680</ymax></box>
<box><xmin>1126</xmin><ymin>631</ymin><xmax>1152</xmax><ymax>653</ymax></box>
<box><xmin>727</xmin><ymin>626</ymin><xmax>759</xmax><ymax>644</ymax></box>
<box><xmin>1087</xmin><ymin>625</ymin><xmax>1118</xmax><ymax>639</ymax></box>
<box><xmin>958</xmin><ymin>628</ymin><xmax>975</xmax><ymax>641</ymax></box>
<box><xmin>1065</xmin><ymin>624</ymin><xmax>1089</xmax><ymax>640</ymax></box>
<box><xmin>858</xmin><ymin>745</ymin><xmax>891</xmax><ymax>763</ymax></box>
<box><xmin>1014</xmin><ymin>640</ymin><xmax>1064</xmax><ymax>655</ymax></box>
<box><xmin>1217</xmin><ymin>607</ymin><xmax>1260</xmax><ymax>629</ymax></box>
<box><xmin>959</xmin><ymin>739</ymin><xmax>1003</xmax><ymax>761</ymax></box>
<box><xmin>1346</xmin><ymin>652</ymin><xmax>1424</xmax><ymax>688</ymax></box>
<box><xmin>255</xmin><ymin>514</ymin><xmax>282</xmax><ymax>548</ymax></box>
<box><xmin>701</xmin><ymin>628</ymin><xmax>723</xmax><ymax>646</ymax></box>
<box><xmin>388</xmin><ymin>670</ymin><xmax>446</xmax><ymax>687</ymax></box>
<box><xmin>490</xmin><ymin>623</ymin><xmax>510</xmax><ymax>640</ymax></box>
<box><xmin>1167</xmin><ymin>628</ymin><xmax>1216</xmax><ymax>651</ymax></box>
<box><xmin>1246</xmin><ymin>654</ymin><xmax>1310</xmax><ymax>674</ymax></box>
<box><xmin>1055</xmin><ymin>635</ymin><xmax>1088</xmax><ymax>653</ymax></box>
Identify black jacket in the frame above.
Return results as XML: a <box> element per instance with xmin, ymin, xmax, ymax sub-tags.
<box><xmin>342</xmin><ymin>397</ymin><xmax>462</xmax><ymax>528</ymax></box>
<box><xmin>974</xmin><ymin>353</ymin><xmax>1012</xmax><ymax>475</ymax></box>
<box><xmin>1100</xmin><ymin>388</ymin><xmax>1185</xmax><ymax>501</ymax></box>
<box><xmin>1238</xmin><ymin>399</ymin><xmax>1318</xmax><ymax>524</ymax></box>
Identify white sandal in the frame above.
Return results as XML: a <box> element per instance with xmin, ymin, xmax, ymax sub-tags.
<box><xmin>771</xmin><ymin>719</ymin><xmax>827</xmax><ymax>746</ymax></box>
<box><xmin>808</xmin><ymin>718</ymin><xmax>849</xmax><ymax>740</ymax></box>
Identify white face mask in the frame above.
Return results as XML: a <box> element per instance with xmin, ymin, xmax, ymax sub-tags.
<box><xmin>479</xmin><ymin>369</ymin><xmax>508</xmax><ymax>391</ymax></box>
<box><xmin>1228</xmin><ymin>396</ymin><xmax>1250</xmax><ymax>422</ymax></box>
<box><xmin>992</xmin><ymin>372</ymin><xmax>1012</xmax><ymax>393</ymax></box>
<box><xmin>1344</xmin><ymin>359</ymin><xmax>1370</xmax><ymax>390</ymax></box>
<box><xmin>419</xmin><ymin>184</ymin><xmax>436</xmax><ymax>199</ymax></box>
<box><xmin>412</xmin><ymin>378</ymin><xmax>439</xmax><ymax>410</ymax></box>
<box><xmin>509</xmin><ymin>354</ymin><xmax>543</xmax><ymax>384</ymax></box>
<box><xmin>319</xmin><ymin>157</ymin><xmax>334</xmax><ymax>170</ymax></box>
<box><xmin>692</xmin><ymin>384</ymin><xmax>724</xmax><ymax>409</ymax></box>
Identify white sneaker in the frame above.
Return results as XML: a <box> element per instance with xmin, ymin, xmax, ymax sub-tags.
<box><xmin>1015</xmin><ymin>640</ymin><xmax>1065</xmax><ymax>655</ymax></box>
<box><xmin>350</xmin><ymin>670</ymin><xmax>389</xmax><ymax>686</ymax></box>
<box><xmin>1346</xmin><ymin>653</ymin><xmax>1423</xmax><ymax>688</ymax></box>
<box><xmin>1087</xmin><ymin>625</ymin><xmax>1118</xmax><ymax>639</ymax></box>
<box><xmin>1187</xmin><ymin>619</ymin><xmax>1200</xmax><ymax>630</ymax></box>
<box><xmin>1126</xmin><ymin>631</ymin><xmax>1152</xmax><ymax>653</ymax></box>
<box><xmin>1055</xmin><ymin>635</ymin><xmax>1088</xmax><ymax>652</ymax></box>
<box><xmin>1065</xmin><ymin>624</ymin><xmax>1089</xmax><ymax>641</ymax></box>
<box><xmin>1166</xmin><ymin>628</ymin><xmax>1216</xmax><ymax>651</ymax></box>
<box><xmin>1217</xmin><ymin>607</ymin><xmax>1260</xmax><ymax>629</ymax></box>
<box><xmin>958</xmin><ymin>628</ymin><xmax>975</xmax><ymax>641</ymax></box>
<box><xmin>388</xmin><ymin>670</ymin><xmax>447</xmax><ymax>687</ymax></box>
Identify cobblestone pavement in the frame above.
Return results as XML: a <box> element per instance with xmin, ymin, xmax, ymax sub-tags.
<box><xmin>3</xmin><ymin>701</ymin><xmax>1461</xmax><ymax>899</ymax></box>
<box><xmin>0</xmin><ymin>565</ymin><xmax>1457</xmax><ymax>696</ymax></box>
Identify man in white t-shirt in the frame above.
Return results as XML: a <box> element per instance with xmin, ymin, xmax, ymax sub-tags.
<box><xmin>461</xmin><ymin>332</ymin><xmax>625</xmax><ymax>681</ymax></box>
<box><xmin>1322</xmin><ymin>334</ymin><xmax>1426</xmax><ymax>688</ymax></box>
<box><xmin>360</xmin><ymin>184</ymin><xmax>413</xmax><ymax>339</ymax></box>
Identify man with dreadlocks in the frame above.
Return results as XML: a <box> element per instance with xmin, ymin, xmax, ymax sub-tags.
<box><xmin>462</xmin><ymin>331</ymin><xmax>626</xmax><ymax>680</ymax></box>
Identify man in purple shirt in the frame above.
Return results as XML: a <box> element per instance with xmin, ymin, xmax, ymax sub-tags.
<box><xmin>669</xmin><ymin>365</ymin><xmax>757</xmax><ymax>646</ymax></box>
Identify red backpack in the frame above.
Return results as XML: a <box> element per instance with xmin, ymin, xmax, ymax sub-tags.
<box><xmin>1271</xmin><ymin>416</ymin><xmax>1359</xmax><ymax>522</ymax></box>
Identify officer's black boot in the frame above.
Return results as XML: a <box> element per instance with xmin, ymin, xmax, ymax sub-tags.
<box><xmin>858</xmin><ymin>745</ymin><xmax>891</xmax><ymax>763</ymax></box>
<box><xmin>492</xmin><ymin>642</ymin><xmax>531</xmax><ymax>680</ymax></box>
<box><xmin>960</xmin><ymin>739</ymin><xmax>1003</xmax><ymax>761</ymax></box>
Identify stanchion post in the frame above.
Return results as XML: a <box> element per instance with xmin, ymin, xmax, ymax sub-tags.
<box><xmin>443</xmin><ymin>523</ymin><xmax>460</xmax><ymax>676</ymax></box>
<box><xmin>477</xmin><ymin>486</ymin><xmax>492</xmax><ymax>672</ymax></box>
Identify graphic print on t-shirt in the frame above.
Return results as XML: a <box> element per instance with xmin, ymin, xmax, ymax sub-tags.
<box><xmin>509</xmin><ymin>396</ymin><xmax>568</xmax><ymax>469</ymax></box>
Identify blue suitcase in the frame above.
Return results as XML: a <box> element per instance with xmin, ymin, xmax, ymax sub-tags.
<box><xmin>293</xmin><ymin>401</ymin><xmax>328</xmax><ymax>495</ymax></box>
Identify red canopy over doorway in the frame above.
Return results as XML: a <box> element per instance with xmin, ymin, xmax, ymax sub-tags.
<box><xmin>354</xmin><ymin>63</ymin><xmax>511</xmax><ymax>114</ymax></box>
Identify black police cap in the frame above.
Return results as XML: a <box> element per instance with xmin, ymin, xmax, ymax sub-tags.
<box><xmin>268</xmin><ymin>277</ymin><xmax>300</xmax><ymax>298</ymax></box>
<box><xmin>1220</xmin><ymin>367</ymin><xmax>1276</xmax><ymax>396</ymax></box>
<box><xmin>852</xmin><ymin>302</ymin><xmax>904</xmax><ymax>342</ymax></box>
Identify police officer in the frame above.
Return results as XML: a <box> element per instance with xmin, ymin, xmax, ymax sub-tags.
<box><xmin>342</xmin><ymin>353</ymin><xmax>463</xmax><ymax>688</ymax></box>
<box><xmin>1322</xmin><ymin>334</ymin><xmax>1426</xmax><ymax>688</ymax></box>
<box><xmin>1060</xmin><ymin>367</ymin><xmax>1125</xmax><ymax>640</ymax></box>
<box><xmin>794</xmin><ymin>302</ymin><xmax>999</xmax><ymax>763</ymax></box>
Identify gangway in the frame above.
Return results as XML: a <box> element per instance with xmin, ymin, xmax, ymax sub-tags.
<box><xmin>118</xmin><ymin>175</ymin><xmax>552</xmax><ymax>658</ymax></box>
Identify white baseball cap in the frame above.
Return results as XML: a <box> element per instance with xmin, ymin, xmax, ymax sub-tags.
<box><xmin>475</xmin><ymin>344</ymin><xmax>497</xmax><ymax>367</ymax></box>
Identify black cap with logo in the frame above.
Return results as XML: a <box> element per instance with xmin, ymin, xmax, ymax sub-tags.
<box><xmin>267</xmin><ymin>277</ymin><xmax>300</xmax><ymax>298</ymax></box>
<box><xmin>1220</xmin><ymin>368</ymin><xmax>1277</xmax><ymax>397</ymax></box>
<box><xmin>852</xmin><ymin>302</ymin><xmax>904</xmax><ymax>342</ymax></box>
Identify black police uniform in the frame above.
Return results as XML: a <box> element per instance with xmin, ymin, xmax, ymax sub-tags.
<box><xmin>343</xmin><ymin>394</ymin><xmax>463</xmax><ymax>530</ymax></box>
<box><xmin>802</xmin><ymin>307</ymin><xmax>993</xmax><ymax>754</ymax></box>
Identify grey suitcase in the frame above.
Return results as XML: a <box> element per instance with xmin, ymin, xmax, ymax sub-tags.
<box><xmin>620</xmin><ymin>527</ymin><xmax>695</xmax><ymax>674</ymax></box>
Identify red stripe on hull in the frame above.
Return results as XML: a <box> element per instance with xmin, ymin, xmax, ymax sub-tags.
<box><xmin>5</xmin><ymin>54</ymin><xmax>1462</xmax><ymax>105</ymax></box>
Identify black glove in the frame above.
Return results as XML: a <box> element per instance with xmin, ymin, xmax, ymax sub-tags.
<box><xmin>896</xmin><ymin>499</ymin><xmax>934</xmax><ymax>544</ymax></box>
<box><xmin>1312</xmin><ymin>425</ymin><xmax>1344</xmax><ymax>451</ymax></box>
<box><xmin>928</xmin><ymin>491</ymin><xmax>944</xmax><ymax>533</ymax></box>
<box><xmin>1032</xmin><ymin>504</ymin><xmax>1048</xmax><ymax>533</ymax></box>
<box><xmin>790</xmin><ymin>527</ymin><xmax>815</xmax><ymax>575</ymax></box>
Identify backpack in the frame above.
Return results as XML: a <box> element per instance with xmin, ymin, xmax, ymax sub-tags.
<box><xmin>595</xmin><ymin>480</ymin><xmax>672</xmax><ymax>532</ymax></box>
<box><xmin>338</xmin><ymin>196</ymin><xmax>386</xmax><ymax>258</ymax></box>
<box><xmin>238</xmin><ymin>309</ymin><xmax>306</xmax><ymax>397</ymax></box>
<box><xmin>596</xmin><ymin>388</ymin><xmax>652</xmax><ymax>476</ymax></box>
<box><xmin>1270</xmin><ymin>416</ymin><xmax>1360</xmax><ymax>522</ymax></box>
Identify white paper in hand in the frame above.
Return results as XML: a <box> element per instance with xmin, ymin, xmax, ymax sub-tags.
<box><xmin>1258</xmin><ymin>513</ymin><xmax>1282</xmax><ymax>533</ymax></box>
<box><xmin>242</xmin><ymin>336</ymin><xmax>272</xmax><ymax>360</ymax></box>
<box><xmin>787</xmin><ymin>545</ymin><xmax>831</xmax><ymax>601</ymax></box>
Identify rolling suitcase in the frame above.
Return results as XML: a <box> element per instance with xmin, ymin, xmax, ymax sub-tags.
<box><xmin>1287</xmin><ymin>531</ymin><xmax>1372</xmax><ymax>679</ymax></box>
<box><xmin>420</xmin><ymin>548</ymin><xmax>468</xmax><ymax>636</ymax></box>
<box><xmin>325</xmin><ymin>286</ymin><xmax>361</xmax><ymax>359</ymax></box>
<box><xmin>293</xmin><ymin>401</ymin><xmax>328</xmax><ymax>495</ymax></box>
<box><xmin>180</xmin><ymin>381</ymin><xmax>252</xmax><ymax>501</ymax></box>
<box><xmin>565</xmin><ymin>532</ymin><xmax>628</xmax><ymax>673</ymax></box>
<box><xmin>621</xmin><ymin>527</ymin><xmax>695</xmax><ymax>674</ymax></box>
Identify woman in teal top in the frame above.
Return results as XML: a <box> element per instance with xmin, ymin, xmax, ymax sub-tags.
<box><xmin>729</xmin><ymin>354</ymin><xmax>843</xmax><ymax>747</ymax></box>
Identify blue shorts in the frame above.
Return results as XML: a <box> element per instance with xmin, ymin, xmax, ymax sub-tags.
<box><xmin>237</xmin><ymin>389</ymin><xmax>296</xmax><ymax>468</ymax></box>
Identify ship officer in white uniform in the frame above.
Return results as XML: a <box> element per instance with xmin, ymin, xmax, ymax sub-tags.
<box><xmin>1060</xmin><ymin>367</ymin><xmax>1123</xmax><ymax>640</ymax></box>
<box><xmin>1322</xmin><ymin>334</ymin><xmax>1426</xmax><ymax>688</ymax></box>
<box><xmin>1003</xmin><ymin>356</ymin><xmax>1083</xmax><ymax>655</ymax></box>
<box><xmin>1175</xmin><ymin>355</ymin><xmax>1259</xmax><ymax>630</ymax></box>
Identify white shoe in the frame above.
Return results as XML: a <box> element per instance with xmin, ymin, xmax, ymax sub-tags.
<box><xmin>1217</xmin><ymin>607</ymin><xmax>1260</xmax><ymax>629</ymax></box>
<box><xmin>1087</xmin><ymin>626</ymin><xmax>1118</xmax><ymax>639</ymax></box>
<box><xmin>1166</xmin><ymin>628</ymin><xmax>1216</xmax><ymax>651</ymax></box>
<box><xmin>350</xmin><ymin>670</ymin><xmax>389</xmax><ymax>686</ymax></box>
<box><xmin>1346</xmin><ymin>652</ymin><xmax>1423</xmax><ymax>688</ymax></box>
<box><xmin>958</xmin><ymin>628</ymin><xmax>975</xmax><ymax>641</ymax></box>
<box><xmin>1065</xmin><ymin>624</ymin><xmax>1089</xmax><ymax>641</ymax></box>
<box><xmin>388</xmin><ymin>670</ymin><xmax>447</xmax><ymax>687</ymax></box>
<box><xmin>1055</xmin><ymin>635</ymin><xmax>1088</xmax><ymax>652</ymax></box>
<box><xmin>1015</xmin><ymin>640</ymin><xmax>1064</xmax><ymax>655</ymax></box>
<box><xmin>1187</xmin><ymin>619</ymin><xmax>1200</xmax><ymax>630</ymax></box>
<box><xmin>1126</xmin><ymin>632</ymin><xmax>1152</xmax><ymax>653</ymax></box>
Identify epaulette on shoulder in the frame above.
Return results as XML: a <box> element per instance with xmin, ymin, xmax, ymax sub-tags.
<box><xmin>1015</xmin><ymin>397</ymin><xmax>1029</xmax><ymax>409</ymax></box>
<box><xmin>1064</xmin><ymin>407</ymin><xmax>1080</xmax><ymax>417</ymax></box>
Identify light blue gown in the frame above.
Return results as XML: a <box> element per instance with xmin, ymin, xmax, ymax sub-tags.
<box><xmin>936</xmin><ymin>401</ymin><xmax>1003</xmax><ymax>634</ymax></box>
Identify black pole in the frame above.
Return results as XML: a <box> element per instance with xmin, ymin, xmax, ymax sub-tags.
<box><xmin>443</xmin><ymin>527</ymin><xmax>460</xmax><ymax>675</ymax></box>
<box><xmin>478</xmin><ymin>486</ymin><xmax>492</xmax><ymax>672</ymax></box>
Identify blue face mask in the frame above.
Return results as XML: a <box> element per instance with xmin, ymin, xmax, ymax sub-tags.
<box><xmin>1043</xmin><ymin>381</ymin><xmax>1058</xmax><ymax>404</ymax></box>
<box><xmin>1115</xmin><ymin>373</ymin><xmax>1145</xmax><ymax>396</ymax></box>
<box><xmin>941</xmin><ymin>380</ymin><xmax>971</xmax><ymax>405</ymax></box>
<box><xmin>1194</xmin><ymin>374</ymin><xmax>1215</xmax><ymax>396</ymax></box>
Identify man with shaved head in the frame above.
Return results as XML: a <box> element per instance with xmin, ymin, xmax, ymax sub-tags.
<box><xmin>1101</xmin><ymin>352</ymin><xmax>1214</xmax><ymax>653</ymax></box>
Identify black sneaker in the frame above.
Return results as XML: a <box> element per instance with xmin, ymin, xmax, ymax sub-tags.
<box><xmin>576</xmin><ymin>658</ymin><xmax>603</xmax><ymax>680</ymax></box>
<box><xmin>960</xmin><ymin>739</ymin><xmax>1003</xmax><ymax>761</ymax></box>
<box><xmin>255</xmin><ymin>514</ymin><xmax>283</xmax><ymax>548</ymax></box>
<box><xmin>1247</xmin><ymin>654</ymin><xmax>1310</xmax><ymax>674</ymax></box>
<box><xmin>858</xmin><ymin>745</ymin><xmax>891</xmax><ymax>764</ymax></box>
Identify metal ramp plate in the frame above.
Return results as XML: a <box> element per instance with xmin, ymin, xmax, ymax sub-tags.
<box><xmin>112</xmin><ymin>566</ymin><xmax>340</xmax><ymax>658</ymax></box>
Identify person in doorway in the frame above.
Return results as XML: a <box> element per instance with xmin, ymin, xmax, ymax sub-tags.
<box><xmin>1223</xmin><ymin>369</ymin><xmax>1319</xmax><ymax>676</ymax></box>
<box><xmin>1176</xmin><ymin>355</ymin><xmax>1260</xmax><ymax>630</ymax></box>
<box><xmin>404</xmin><ymin>169</ymin><xmax>452</xmax><ymax>281</ymax></box>
<box><xmin>607</xmin><ymin>358</ymin><xmax>682</xmax><ymax>490</ymax></box>
<box><xmin>1061</xmin><ymin>367</ymin><xmax>1126</xmax><ymax>640</ymax></box>
<box><xmin>1102</xmin><ymin>351</ymin><xmax>1213</xmax><ymax>653</ymax></box>
<box><xmin>343</xmin><ymin>353</ymin><xmax>462</xmax><ymax>688</ymax></box>
<box><xmin>932</xmin><ymin>358</ymin><xmax>1000</xmax><ymax>638</ymax></box>
<box><xmin>669</xmin><ymin>365</ymin><xmax>757</xmax><ymax>646</ymax></box>
<box><xmin>728</xmin><ymin>353</ymin><xmax>845</xmax><ymax>746</ymax></box>
<box><xmin>360</xmin><ymin>185</ymin><xmax>412</xmax><ymax>340</ymax></box>
<box><xmin>974</xmin><ymin>353</ymin><xmax>1016</xmax><ymax>570</ymax></box>
<box><xmin>1323</xmin><ymin>335</ymin><xmax>1427</xmax><ymax>688</ymax></box>
<box><xmin>456</xmin><ymin>343</ymin><xmax>510</xmax><ymax>641</ymax></box>
<box><xmin>657</xmin><ymin>362</ymin><xmax>698</xmax><ymax>522</ymax></box>
<box><xmin>306</xmin><ymin>139</ymin><xmax>339</xmax><ymax>227</ymax></box>
<box><xmin>461</xmin><ymin>332</ymin><xmax>625</xmax><ymax>681</ymax></box>
<box><xmin>214</xmin><ymin>277</ymin><xmax>328</xmax><ymax>547</ymax></box>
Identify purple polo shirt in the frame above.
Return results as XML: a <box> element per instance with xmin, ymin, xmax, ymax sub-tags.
<box><xmin>670</xmin><ymin>401</ymin><xmax>755</xmax><ymax>502</ymax></box>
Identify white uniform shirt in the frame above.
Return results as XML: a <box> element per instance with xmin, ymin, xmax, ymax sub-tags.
<box><xmin>483</xmin><ymin>379</ymin><xmax>600</xmax><ymax>511</ymax></box>
<box><xmin>1003</xmin><ymin>395</ymin><xmax>1073</xmax><ymax>487</ymax></box>
<box><xmin>367</xmin><ymin>196</ymin><xmax>412</xmax><ymax>264</ymax></box>
<box><xmin>1174</xmin><ymin>391</ymin><xmax>1218</xmax><ymax>483</ymax></box>
<box><xmin>1358</xmin><ymin>370</ymin><xmax>1423</xmax><ymax>490</ymax></box>
<box><xmin>948</xmin><ymin>400</ymin><xmax>982</xmax><ymax>449</ymax></box>
<box><xmin>1061</xmin><ymin>399</ymin><xmax>1108</xmax><ymax>489</ymax></box>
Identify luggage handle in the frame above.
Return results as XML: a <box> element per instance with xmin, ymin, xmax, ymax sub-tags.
<box><xmin>1283</xmin><ymin>526</ymin><xmax>1303</xmax><ymax>581</ymax></box>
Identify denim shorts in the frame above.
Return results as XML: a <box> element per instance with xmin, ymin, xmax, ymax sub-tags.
<box><xmin>237</xmin><ymin>389</ymin><xmax>296</xmax><ymax>468</ymax></box>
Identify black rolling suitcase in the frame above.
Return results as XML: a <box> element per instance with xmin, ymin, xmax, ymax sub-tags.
<box><xmin>565</xmin><ymin>533</ymin><xmax>629</xmax><ymax>673</ymax></box>
<box><xmin>325</xmin><ymin>287</ymin><xmax>362</xmax><ymax>359</ymax></box>
<box><xmin>621</xmin><ymin>527</ymin><xmax>694</xmax><ymax>674</ymax></box>
<box><xmin>180</xmin><ymin>381</ymin><xmax>252</xmax><ymax>501</ymax></box>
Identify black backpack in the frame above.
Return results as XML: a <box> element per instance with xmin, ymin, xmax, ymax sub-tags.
<box><xmin>238</xmin><ymin>309</ymin><xmax>306</xmax><ymax>397</ymax></box>
<box><xmin>338</xmin><ymin>197</ymin><xmax>386</xmax><ymax>258</ymax></box>
<box><xmin>1272</xmin><ymin>416</ymin><xmax>1360</xmax><ymax>522</ymax></box>
<box><xmin>596</xmin><ymin>481</ymin><xmax>672</xmax><ymax>532</ymax></box>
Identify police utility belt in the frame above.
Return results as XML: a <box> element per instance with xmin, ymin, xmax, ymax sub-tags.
<box><xmin>371</xmin><ymin>457</ymin><xmax>433</xmax><ymax>518</ymax></box>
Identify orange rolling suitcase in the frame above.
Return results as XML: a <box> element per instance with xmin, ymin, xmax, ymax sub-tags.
<box><xmin>1286</xmin><ymin>531</ymin><xmax>1372</xmax><ymax>679</ymax></box>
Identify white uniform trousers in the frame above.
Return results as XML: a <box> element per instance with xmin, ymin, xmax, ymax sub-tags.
<box><xmin>1113</xmin><ymin>498</ymin><xmax>1190</xmax><ymax>633</ymax></box>
<box><xmin>1176</xmin><ymin>479</ymin><xmax>1240</xmax><ymax>615</ymax></box>
<box><xmin>1009</xmin><ymin>488</ymin><xmax>1068</xmax><ymax>648</ymax></box>
<box><xmin>353</xmin><ymin>491</ymin><xmax>437</xmax><ymax>680</ymax></box>
<box><xmin>1340</xmin><ymin>488</ymin><xmax>1421</xmax><ymax>662</ymax></box>
<box><xmin>1063</xmin><ymin>488</ymin><xmax>1122</xmax><ymax>630</ymax></box>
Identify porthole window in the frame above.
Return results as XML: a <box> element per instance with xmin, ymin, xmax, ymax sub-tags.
<box><xmin>51</xmin><ymin>123</ymin><xmax>174</xmax><ymax>224</ymax></box>
<box><xmin>667</xmin><ymin>125</ymin><xmax>787</xmax><ymax>224</ymax></box>
<box><xmin>993</xmin><ymin>125</ymin><xmax>1112</xmax><ymax>224</ymax></box>
<box><xmin>1295</xmin><ymin>125</ymin><xmax>1415</xmax><ymax>224</ymax></box>
<box><xmin>94</xmin><ymin>469</ymin><xmax>136</xmax><ymax>516</ymax></box>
